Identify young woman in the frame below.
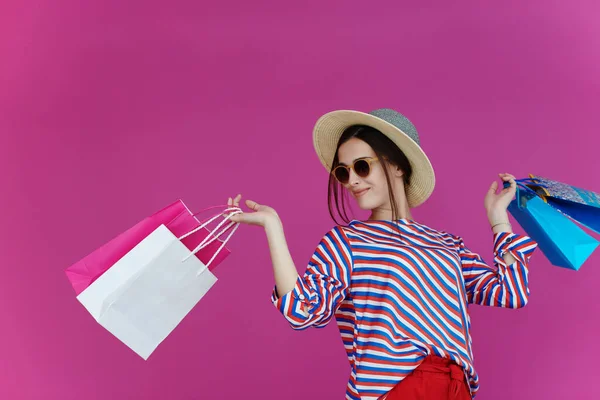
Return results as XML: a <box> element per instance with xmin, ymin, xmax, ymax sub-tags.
<box><xmin>226</xmin><ymin>108</ymin><xmax>538</xmax><ymax>400</ymax></box>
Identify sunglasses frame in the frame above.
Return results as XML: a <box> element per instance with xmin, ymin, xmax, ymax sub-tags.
<box><xmin>332</xmin><ymin>157</ymin><xmax>380</xmax><ymax>184</ymax></box>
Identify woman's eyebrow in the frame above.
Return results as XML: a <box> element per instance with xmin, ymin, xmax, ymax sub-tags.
<box><xmin>338</xmin><ymin>156</ymin><xmax>371</xmax><ymax>166</ymax></box>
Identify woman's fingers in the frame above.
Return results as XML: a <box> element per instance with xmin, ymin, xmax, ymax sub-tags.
<box><xmin>227</xmin><ymin>195</ymin><xmax>242</xmax><ymax>210</ymax></box>
<box><xmin>246</xmin><ymin>199</ymin><xmax>260</xmax><ymax>211</ymax></box>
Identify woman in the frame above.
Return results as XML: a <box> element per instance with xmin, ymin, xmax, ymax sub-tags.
<box><xmin>226</xmin><ymin>108</ymin><xmax>538</xmax><ymax>400</ymax></box>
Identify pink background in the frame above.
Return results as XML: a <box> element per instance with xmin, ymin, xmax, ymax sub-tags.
<box><xmin>1</xmin><ymin>1</ymin><xmax>599</xmax><ymax>399</ymax></box>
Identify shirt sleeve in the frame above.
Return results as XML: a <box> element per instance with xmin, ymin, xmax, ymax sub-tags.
<box><xmin>270</xmin><ymin>225</ymin><xmax>354</xmax><ymax>330</ymax></box>
<box><xmin>458</xmin><ymin>231</ymin><xmax>538</xmax><ymax>308</ymax></box>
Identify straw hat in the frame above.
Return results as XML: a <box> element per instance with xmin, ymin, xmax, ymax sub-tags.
<box><xmin>312</xmin><ymin>108</ymin><xmax>435</xmax><ymax>208</ymax></box>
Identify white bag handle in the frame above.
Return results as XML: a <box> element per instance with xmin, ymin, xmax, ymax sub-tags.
<box><xmin>180</xmin><ymin>207</ymin><xmax>241</xmax><ymax>253</ymax></box>
<box><xmin>179</xmin><ymin>207</ymin><xmax>242</xmax><ymax>273</ymax></box>
<box><xmin>178</xmin><ymin>206</ymin><xmax>241</xmax><ymax>241</ymax></box>
<box><xmin>190</xmin><ymin>217</ymin><xmax>238</xmax><ymax>253</ymax></box>
<box><xmin>195</xmin><ymin>221</ymin><xmax>240</xmax><ymax>276</ymax></box>
<box><xmin>186</xmin><ymin>210</ymin><xmax>240</xmax><ymax>257</ymax></box>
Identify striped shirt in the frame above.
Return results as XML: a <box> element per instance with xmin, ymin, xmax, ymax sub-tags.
<box><xmin>271</xmin><ymin>218</ymin><xmax>538</xmax><ymax>400</ymax></box>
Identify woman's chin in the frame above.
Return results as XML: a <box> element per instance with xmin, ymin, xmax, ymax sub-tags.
<box><xmin>355</xmin><ymin>200</ymin><xmax>374</xmax><ymax>211</ymax></box>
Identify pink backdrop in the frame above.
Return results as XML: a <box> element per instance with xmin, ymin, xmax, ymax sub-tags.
<box><xmin>1</xmin><ymin>1</ymin><xmax>599</xmax><ymax>399</ymax></box>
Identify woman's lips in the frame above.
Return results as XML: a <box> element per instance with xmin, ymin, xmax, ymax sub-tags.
<box><xmin>354</xmin><ymin>188</ymin><xmax>370</xmax><ymax>197</ymax></box>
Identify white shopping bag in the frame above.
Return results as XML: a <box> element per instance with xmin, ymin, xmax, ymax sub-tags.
<box><xmin>77</xmin><ymin>207</ymin><xmax>241</xmax><ymax>360</ymax></box>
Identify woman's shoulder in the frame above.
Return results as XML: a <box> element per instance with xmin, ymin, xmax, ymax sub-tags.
<box><xmin>326</xmin><ymin>219</ymin><xmax>462</xmax><ymax>247</ymax></box>
<box><xmin>343</xmin><ymin>218</ymin><xmax>455</xmax><ymax>237</ymax></box>
<box><xmin>313</xmin><ymin>224</ymin><xmax>352</xmax><ymax>245</ymax></box>
<box><xmin>409</xmin><ymin>221</ymin><xmax>462</xmax><ymax>249</ymax></box>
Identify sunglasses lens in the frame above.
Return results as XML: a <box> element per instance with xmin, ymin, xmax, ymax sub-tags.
<box><xmin>354</xmin><ymin>159</ymin><xmax>371</xmax><ymax>177</ymax></box>
<box><xmin>334</xmin><ymin>167</ymin><xmax>350</xmax><ymax>183</ymax></box>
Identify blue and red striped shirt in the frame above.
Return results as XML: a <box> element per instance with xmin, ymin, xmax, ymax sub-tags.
<box><xmin>272</xmin><ymin>218</ymin><xmax>538</xmax><ymax>400</ymax></box>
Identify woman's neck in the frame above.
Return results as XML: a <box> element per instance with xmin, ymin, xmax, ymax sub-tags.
<box><xmin>366</xmin><ymin>182</ymin><xmax>413</xmax><ymax>221</ymax></box>
<box><xmin>368</xmin><ymin>202</ymin><xmax>412</xmax><ymax>221</ymax></box>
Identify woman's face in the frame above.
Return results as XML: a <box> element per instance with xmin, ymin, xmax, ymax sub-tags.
<box><xmin>336</xmin><ymin>138</ymin><xmax>402</xmax><ymax>211</ymax></box>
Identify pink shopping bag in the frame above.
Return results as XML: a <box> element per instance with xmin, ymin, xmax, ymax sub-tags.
<box><xmin>65</xmin><ymin>200</ymin><xmax>238</xmax><ymax>295</ymax></box>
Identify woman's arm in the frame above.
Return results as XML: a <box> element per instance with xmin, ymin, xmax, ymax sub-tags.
<box><xmin>459</xmin><ymin>230</ymin><xmax>538</xmax><ymax>308</ymax></box>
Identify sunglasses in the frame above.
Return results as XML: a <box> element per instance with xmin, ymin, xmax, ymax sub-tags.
<box><xmin>332</xmin><ymin>157</ymin><xmax>379</xmax><ymax>184</ymax></box>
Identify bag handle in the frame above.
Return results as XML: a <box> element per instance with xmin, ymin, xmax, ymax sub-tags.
<box><xmin>504</xmin><ymin>178</ymin><xmax>551</xmax><ymax>208</ymax></box>
<box><xmin>512</xmin><ymin>178</ymin><xmax>550</xmax><ymax>191</ymax></box>
<box><xmin>186</xmin><ymin>209</ymin><xmax>240</xmax><ymax>255</ymax></box>
<box><xmin>178</xmin><ymin>206</ymin><xmax>241</xmax><ymax>241</ymax></box>
<box><xmin>189</xmin><ymin>205</ymin><xmax>245</xmax><ymax>249</ymax></box>
<box><xmin>178</xmin><ymin>206</ymin><xmax>242</xmax><ymax>272</ymax></box>
<box><xmin>190</xmin><ymin>204</ymin><xmax>240</xmax><ymax>225</ymax></box>
<box><xmin>176</xmin><ymin>203</ymin><xmax>241</xmax><ymax>245</ymax></box>
<box><xmin>195</xmin><ymin>220</ymin><xmax>241</xmax><ymax>276</ymax></box>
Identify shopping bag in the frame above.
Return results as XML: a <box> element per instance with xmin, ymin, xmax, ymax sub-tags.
<box><xmin>505</xmin><ymin>181</ymin><xmax>599</xmax><ymax>270</ymax></box>
<box><xmin>66</xmin><ymin>200</ymin><xmax>232</xmax><ymax>295</ymax></box>
<box><xmin>76</xmin><ymin>207</ymin><xmax>242</xmax><ymax>360</ymax></box>
<box><xmin>523</xmin><ymin>174</ymin><xmax>600</xmax><ymax>234</ymax></box>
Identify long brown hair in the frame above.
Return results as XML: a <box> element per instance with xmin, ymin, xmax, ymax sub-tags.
<box><xmin>327</xmin><ymin>125</ymin><xmax>413</xmax><ymax>228</ymax></box>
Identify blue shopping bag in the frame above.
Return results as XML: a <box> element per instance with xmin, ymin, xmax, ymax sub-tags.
<box><xmin>505</xmin><ymin>180</ymin><xmax>599</xmax><ymax>270</ymax></box>
<box><xmin>526</xmin><ymin>174</ymin><xmax>600</xmax><ymax>234</ymax></box>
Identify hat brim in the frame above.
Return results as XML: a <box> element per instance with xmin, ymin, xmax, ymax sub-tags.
<box><xmin>312</xmin><ymin>110</ymin><xmax>435</xmax><ymax>208</ymax></box>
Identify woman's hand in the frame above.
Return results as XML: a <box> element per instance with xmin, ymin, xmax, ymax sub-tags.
<box><xmin>224</xmin><ymin>194</ymin><xmax>280</xmax><ymax>228</ymax></box>
<box><xmin>484</xmin><ymin>173</ymin><xmax>517</xmax><ymax>224</ymax></box>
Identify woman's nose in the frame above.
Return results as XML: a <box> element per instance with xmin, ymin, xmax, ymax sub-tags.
<box><xmin>348</xmin><ymin>169</ymin><xmax>362</xmax><ymax>185</ymax></box>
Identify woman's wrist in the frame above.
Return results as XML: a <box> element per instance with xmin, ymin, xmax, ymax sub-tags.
<box><xmin>491</xmin><ymin>221</ymin><xmax>513</xmax><ymax>233</ymax></box>
<box><xmin>488</xmin><ymin>210</ymin><xmax>512</xmax><ymax>231</ymax></box>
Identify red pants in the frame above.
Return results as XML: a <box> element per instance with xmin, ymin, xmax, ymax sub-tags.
<box><xmin>384</xmin><ymin>355</ymin><xmax>472</xmax><ymax>400</ymax></box>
